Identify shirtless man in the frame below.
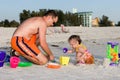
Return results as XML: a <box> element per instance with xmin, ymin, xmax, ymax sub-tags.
<box><xmin>10</xmin><ymin>10</ymin><xmax>58</xmax><ymax>65</ymax></box>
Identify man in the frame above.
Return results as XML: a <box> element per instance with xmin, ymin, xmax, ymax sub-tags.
<box><xmin>10</xmin><ymin>10</ymin><xmax>58</xmax><ymax>65</ymax></box>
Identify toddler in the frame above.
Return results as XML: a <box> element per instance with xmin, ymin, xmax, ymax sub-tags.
<box><xmin>67</xmin><ymin>35</ymin><xmax>94</xmax><ymax>64</ymax></box>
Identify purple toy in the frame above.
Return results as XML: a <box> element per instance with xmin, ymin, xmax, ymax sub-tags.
<box><xmin>107</xmin><ymin>41</ymin><xmax>119</xmax><ymax>48</ymax></box>
<box><xmin>63</xmin><ymin>48</ymin><xmax>68</xmax><ymax>53</ymax></box>
<box><xmin>109</xmin><ymin>63</ymin><xmax>118</xmax><ymax>66</ymax></box>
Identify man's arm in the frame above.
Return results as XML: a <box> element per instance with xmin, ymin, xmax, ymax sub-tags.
<box><xmin>39</xmin><ymin>25</ymin><xmax>54</xmax><ymax>60</ymax></box>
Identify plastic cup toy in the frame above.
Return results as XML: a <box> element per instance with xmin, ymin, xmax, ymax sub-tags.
<box><xmin>59</xmin><ymin>56</ymin><xmax>70</xmax><ymax>66</ymax></box>
<box><xmin>0</xmin><ymin>51</ymin><xmax>6</xmax><ymax>67</ymax></box>
<box><xmin>10</xmin><ymin>56</ymin><xmax>20</xmax><ymax>68</ymax></box>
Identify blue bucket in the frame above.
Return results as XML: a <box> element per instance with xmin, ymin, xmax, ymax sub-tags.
<box><xmin>0</xmin><ymin>51</ymin><xmax>6</xmax><ymax>67</ymax></box>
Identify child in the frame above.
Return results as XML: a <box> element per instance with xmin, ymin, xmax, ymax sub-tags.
<box><xmin>67</xmin><ymin>35</ymin><xmax>94</xmax><ymax>64</ymax></box>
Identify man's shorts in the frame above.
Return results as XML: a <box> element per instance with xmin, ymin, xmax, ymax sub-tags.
<box><xmin>11</xmin><ymin>35</ymin><xmax>40</xmax><ymax>58</ymax></box>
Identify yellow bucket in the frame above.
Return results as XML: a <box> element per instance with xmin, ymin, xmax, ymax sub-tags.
<box><xmin>59</xmin><ymin>56</ymin><xmax>70</xmax><ymax>66</ymax></box>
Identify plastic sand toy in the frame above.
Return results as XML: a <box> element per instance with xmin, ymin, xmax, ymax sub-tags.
<box><xmin>18</xmin><ymin>62</ymin><xmax>32</xmax><ymax>67</ymax></box>
<box><xmin>59</xmin><ymin>56</ymin><xmax>70</xmax><ymax>66</ymax></box>
<box><xmin>0</xmin><ymin>51</ymin><xmax>6</xmax><ymax>67</ymax></box>
<box><xmin>10</xmin><ymin>56</ymin><xmax>20</xmax><ymax>68</ymax></box>
<box><xmin>46</xmin><ymin>63</ymin><xmax>61</xmax><ymax>69</ymax></box>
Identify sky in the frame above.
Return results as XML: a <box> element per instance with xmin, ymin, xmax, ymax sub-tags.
<box><xmin>0</xmin><ymin>0</ymin><xmax>120</xmax><ymax>23</ymax></box>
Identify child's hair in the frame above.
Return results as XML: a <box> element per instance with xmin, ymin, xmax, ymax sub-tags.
<box><xmin>44</xmin><ymin>10</ymin><xmax>58</xmax><ymax>18</ymax></box>
<box><xmin>68</xmin><ymin>35</ymin><xmax>82</xmax><ymax>44</ymax></box>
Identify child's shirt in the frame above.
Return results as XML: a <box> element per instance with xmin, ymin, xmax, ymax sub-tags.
<box><xmin>75</xmin><ymin>43</ymin><xmax>87</xmax><ymax>53</ymax></box>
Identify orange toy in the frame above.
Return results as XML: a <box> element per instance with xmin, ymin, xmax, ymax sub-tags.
<box><xmin>46</xmin><ymin>63</ymin><xmax>61</xmax><ymax>69</ymax></box>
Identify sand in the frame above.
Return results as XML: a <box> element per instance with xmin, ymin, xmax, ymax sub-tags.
<box><xmin>0</xmin><ymin>26</ymin><xmax>120</xmax><ymax>80</ymax></box>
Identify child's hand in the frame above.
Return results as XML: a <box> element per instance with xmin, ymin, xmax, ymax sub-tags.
<box><xmin>67</xmin><ymin>50</ymin><xmax>73</xmax><ymax>54</ymax></box>
<box><xmin>63</xmin><ymin>48</ymin><xmax>74</xmax><ymax>54</ymax></box>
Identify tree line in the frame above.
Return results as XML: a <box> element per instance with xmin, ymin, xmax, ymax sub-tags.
<box><xmin>0</xmin><ymin>9</ymin><xmax>120</xmax><ymax>27</ymax></box>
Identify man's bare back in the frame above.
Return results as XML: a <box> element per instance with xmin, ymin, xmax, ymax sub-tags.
<box><xmin>13</xmin><ymin>17</ymin><xmax>47</xmax><ymax>40</ymax></box>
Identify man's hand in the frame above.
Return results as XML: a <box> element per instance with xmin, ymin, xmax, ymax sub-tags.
<box><xmin>49</xmin><ymin>54</ymin><xmax>55</xmax><ymax>61</ymax></box>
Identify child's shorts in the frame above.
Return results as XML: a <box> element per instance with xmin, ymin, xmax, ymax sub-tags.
<box><xmin>85</xmin><ymin>55</ymin><xmax>94</xmax><ymax>64</ymax></box>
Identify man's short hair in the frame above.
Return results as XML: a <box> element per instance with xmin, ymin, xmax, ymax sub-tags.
<box><xmin>44</xmin><ymin>10</ymin><xmax>58</xmax><ymax>17</ymax></box>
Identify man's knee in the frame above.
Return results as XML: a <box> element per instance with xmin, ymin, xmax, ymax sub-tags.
<box><xmin>39</xmin><ymin>58</ymin><xmax>48</xmax><ymax>65</ymax></box>
<box><xmin>36</xmin><ymin>54</ymin><xmax>48</xmax><ymax>65</ymax></box>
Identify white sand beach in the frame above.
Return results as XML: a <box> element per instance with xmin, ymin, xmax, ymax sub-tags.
<box><xmin>1</xmin><ymin>27</ymin><xmax>120</xmax><ymax>80</ymax></box>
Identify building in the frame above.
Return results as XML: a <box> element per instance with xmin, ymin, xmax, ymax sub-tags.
<box><xmin>77</xmin><ymin>11</ymin><xmax>93</xmax><ymax>27</ymax></box>
<box><xmin>92</xmin><ymin>17</ymin><xmax>99</xmax><ymax>27</ymax></box>
<box><xmin>92</xmin><ymin>17</ymin><xmax>115</xmax><ymax>27</ymax></box>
